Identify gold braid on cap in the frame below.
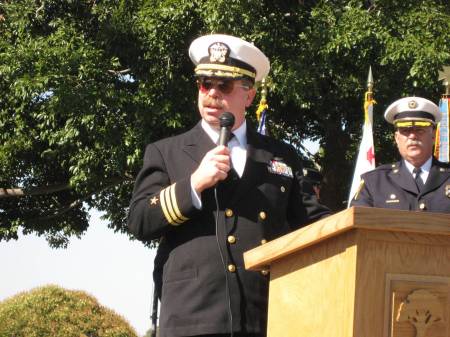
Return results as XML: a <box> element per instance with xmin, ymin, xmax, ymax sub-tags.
<box><xmin>394</xmin><ymin>120</ymin><xmax>433</xmax><ymax>127</ymax></box>
<box><xmin>195</xmin><ymin>64</ymin><xmax>256</xmax><ymax>79</ymax></box>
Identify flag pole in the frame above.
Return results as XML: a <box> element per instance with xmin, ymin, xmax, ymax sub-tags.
<box><xmin>347</xmin><ymin>67</ymin><xmax>376</xmax><ymax>206</ymax></box>
<box><xmin>435</xmin><ymin>66</ymin><xmax>450</xmax><ymax>162</ymax></box>
<box><xmin>256</xmin><ymin>78</ymin><xmax>269</xmax><ymax>135</ymax></box>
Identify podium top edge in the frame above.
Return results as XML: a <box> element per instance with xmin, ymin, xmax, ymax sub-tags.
<box><xmin>244</xmin><ymin>206</ymin><xmax>450</xmax><ymax>271</ymax></box>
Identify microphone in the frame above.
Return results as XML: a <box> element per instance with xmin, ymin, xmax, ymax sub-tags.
<box><xmin>218</xmin><ymin>112</ymin><xmax>235</xmax><ymax>146</ymax></box>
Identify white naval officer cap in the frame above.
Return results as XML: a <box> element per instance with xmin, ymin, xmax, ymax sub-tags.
<box><xmin>189</xmin><ymin>34</ymin><xmax>270</xmax><ymax>83</ymax></box>
<box><xmin>384</xmin><ymin>96</ymin><xmax>441</xmax><ymax>127</ymax></box>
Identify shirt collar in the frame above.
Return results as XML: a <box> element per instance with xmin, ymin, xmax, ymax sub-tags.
<box><xmin>403</xmin><ymin>156</ymin><xmax>433</xmax><ymax>174</ymax></box>
<box><xmin>201</xmin><ymin>118</ymin><xmax>247</xmax><ymax>147</ymax></box>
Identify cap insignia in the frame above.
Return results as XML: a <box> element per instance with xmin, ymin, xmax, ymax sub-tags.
<box><xmin>208</xmin><ymin>42</ymin><xmax>230</xmax><ymax>63</ymax></box>
<box><xmin>408</xmin><ymin>100</ymin><xmax>417</xmax><ymax>109</ymax></box>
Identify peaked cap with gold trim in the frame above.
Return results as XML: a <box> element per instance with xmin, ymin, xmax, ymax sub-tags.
<box><xmin>384</xmin><ymin>96</ymin><xmax>441</xmax><ymax>128</ymax></box>
<box><xmin>189</xmin><ymin>34</ymin><xmax>270</xmax><ymax>83</ymax></box>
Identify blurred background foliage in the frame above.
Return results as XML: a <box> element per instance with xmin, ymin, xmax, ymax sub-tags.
<box><xmin>0</xmin><ymin>0</ymin><xmax>449</xmax><ymax>247</ymax></box>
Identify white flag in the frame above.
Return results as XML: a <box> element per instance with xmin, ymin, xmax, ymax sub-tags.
<box><xmin>348</xmin><ymin>93</ymin><xmax>376</xmax><ymax>206</ymax></box>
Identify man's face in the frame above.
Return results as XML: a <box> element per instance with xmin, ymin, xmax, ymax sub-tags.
<box><xmin>197</xmin><ymin>77</ymin><xmax>256</xmax><ymax>130</ymax></box>
<box><xmin>394</xmin><ymin>125</ymin><xmax>435</xmax><ymax>167</ymax></box>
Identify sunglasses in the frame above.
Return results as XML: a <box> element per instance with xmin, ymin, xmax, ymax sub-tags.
<box><xmin>197</xmin><ymin>78</ymin><xmax>250</xmax><ymax>94</ymax></box>
<box><xmin>397</xmin><ymin>127</ymin><xmax>429</xmax><ymax>136</ymax></box>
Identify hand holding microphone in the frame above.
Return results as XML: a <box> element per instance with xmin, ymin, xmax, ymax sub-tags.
<box><xmin>191</xmin><ymin>112</ymin><xmax>235</xmax><ymax>193</ymax></box>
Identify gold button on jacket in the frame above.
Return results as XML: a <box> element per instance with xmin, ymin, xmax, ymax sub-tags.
<box><xmin>227</xmin><ymin>235</ymin><xmax>236</xmax><ymax>244</ymax></box>
<box><xmin>228</xmin><ymin>264</ymin><xmax>236</xmax><ymax>273</ymax></box>
<box><xmin>261</xmin><ymin>269</ymin><xmax>269</xmax><ymax>276</ymax></box>
<box><xmin>225</xmin><ymin>208</ymin><xmax>233</xmax><ymax>217</ymax></box>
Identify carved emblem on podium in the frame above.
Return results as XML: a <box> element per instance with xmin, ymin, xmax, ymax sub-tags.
<box><xmin>396</xmin><ymin>289</ymin><xmax>444</xmax><ymax>337</ymax></box>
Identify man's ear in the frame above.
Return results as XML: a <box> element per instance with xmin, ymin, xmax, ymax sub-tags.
<box><xmin>394</xmin><ymin>130</ymin><xmax>400</xmax><ymax>146</ymax></box>
<box><xmin>245</xmin><ymin>88</ymin><xmax>257</xmax><ymax>107</ymax></box>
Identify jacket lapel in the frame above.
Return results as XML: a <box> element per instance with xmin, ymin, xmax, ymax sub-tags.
<box><xmin>229</xmin><ymin>129</ymin><xmax>273</xmax><ymax>205</ymax></box>
<box><xmin>182</xmin><ymin>122</ymin><xmax>216</xmax><ymax>164</ymax></box>
<box><xmin>389</xmin><ymin>161</ymin><xmax>419</xmax><ymax>194</ymax></box>
<box><xmin>423</xmin><ymin>159</ymin><xmax>450</xmax><ymax>194</ymax></box>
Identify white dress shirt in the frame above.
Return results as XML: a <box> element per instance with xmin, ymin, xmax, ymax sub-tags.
<box><xmin>191</xmin><ymin>119</ymin><xmax>248</xmax><ymax>209</ymax></box>
<box><xmin>404</xmin><ymin>157</ymin><xmax>432</xmax><ymax>184</ymax></box>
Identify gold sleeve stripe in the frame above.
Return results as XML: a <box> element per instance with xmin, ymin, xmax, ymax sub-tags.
<box><xmin>160</xmin><ymin>187</ymin><xmax>176</xmax><ymax>225</ymax></box>
<box><xmin>159</xmin><ymin>184</ymin><xmax>188</xmax><ymax>226</ymax></box>
<box><xmin>163</xmin><ymin>186</ymin><xmax>183</xmax><ymax>225</ymax></box>
<box><xmin>170</xmin><ymin>183</ymin><xmax>189</xmax><ymax>221</ymax></box>
<box><xmin>160</xmin><ymin>187</ymin><xmax>182</xmax><ymax>225</ymax></box>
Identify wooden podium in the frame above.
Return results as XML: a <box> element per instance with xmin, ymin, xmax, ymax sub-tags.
<box><xmin>244</xmin><ymin>207</ymin><xmax>450</xmax><ymax>337</ymax></box>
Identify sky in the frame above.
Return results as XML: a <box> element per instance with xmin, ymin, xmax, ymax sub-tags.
<box><xmin>0</xmin><ymin>140</ymin><xmax>319</xmax><ymax>337</ymax></box>
<box><xmin>0</xmin><ymin>210</ymin><xmax>156</xmax><ymax>336</ymax></box>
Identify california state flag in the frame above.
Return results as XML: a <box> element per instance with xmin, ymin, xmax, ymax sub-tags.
<box><xmin>348</xmin><ymin>91</ymin><xmax>376</xmax><ymax>206</ymax></box>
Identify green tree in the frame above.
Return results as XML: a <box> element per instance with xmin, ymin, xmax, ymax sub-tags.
<box><xmin>0</xmin><ymin>285</ymin><xmax>138</xmax><ymax>337</ymax></box>
<box><xmin>1</xmin><ymin>0</ymin><xmax>449</xmax><ymax>246</ymax></box>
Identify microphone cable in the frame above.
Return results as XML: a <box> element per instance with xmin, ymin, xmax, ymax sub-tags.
<box><xmin>214</xmin><ymin>185</ymin><xmax>234</xmax><ymax>337</ymax></box>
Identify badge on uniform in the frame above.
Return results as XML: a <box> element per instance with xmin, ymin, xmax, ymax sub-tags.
<box><xmin>385</xmin><ymin>194</ymin><xmax>399</xmax><ymax>203</ymax></box>
<box><xmin>268</xmin><ymin>159</ymin><xmax>293</xmax><ymax>178</ymax></box>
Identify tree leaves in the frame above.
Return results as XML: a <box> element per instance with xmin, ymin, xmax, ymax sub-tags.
<box><xmin>0</xmin><ymin>0</ymin><xmax>449</xmax><ymax>246</ymax></box>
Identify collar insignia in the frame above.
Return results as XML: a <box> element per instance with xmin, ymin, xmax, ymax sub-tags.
<box><xmin>209</xmin><ymin>42</ymin><xmax>230</xmax><ymax>63</ymax></box>
<box><xmin>268</xmin><ymin>159</ymin><xmax>293</xmax><ymax>178</ymax></box>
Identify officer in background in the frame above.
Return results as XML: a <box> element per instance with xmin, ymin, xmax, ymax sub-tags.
<box><xmin>303</xmin><ymin>167</ymin><xmax>323</xmax><ymax>200</ymax></box>
<box><xmin>351</xmin><ymin>96</ymin><xmax>450</xmax><ymax>213</ymax></box>
<box><xmin>128</xmin><ymin>34</ymin><xmax>330</xmax><ymax>337</ymax></box>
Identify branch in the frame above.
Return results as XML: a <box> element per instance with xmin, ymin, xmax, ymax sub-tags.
<box><xmin>14</xmin><ymin>176</ymin><xmax>132</xmax><ymax>223</ymax></box>
<box><xmin>0</xmin><ymin>183</ymin><xmax>71</xmax><ymax>198</ymax></box>
<box><xmin>0</xmin><ymin>176</ymin><xmax>134</xmax><ymax>199</ymax></box>
<box><xmin>37</xmin><ymin>179</ymin><xmax>123</xmax><ymax>221</ymax></box>
<box><xmin>108</xmin><ymin>68</ymin><xmax>131</xmax><ymax>75</ymax></box>
<box><xmin>35</xmin><ymin>0</ymin><xmax>45</xmax><ymax>17</ymax></box>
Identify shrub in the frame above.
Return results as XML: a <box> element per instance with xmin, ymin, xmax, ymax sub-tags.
<box><xmin>0</xmin><ymin>285</ymin><xmax>138</xmax><ymax>337</ymax></box>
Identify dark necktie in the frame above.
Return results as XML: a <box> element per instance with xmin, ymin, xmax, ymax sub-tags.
<box><xmin>217</xmin><ymin>132</ymin><xmax>235</xmax><ymax>145</ymax></box>
<box><xmin>413</xmin><ymin>167</ymin><xmax>424</xmax><ymax>193</ymax></box>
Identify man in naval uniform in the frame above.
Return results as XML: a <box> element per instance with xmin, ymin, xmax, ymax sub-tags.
<box><xmin>303</xmin><ymin>167</ymin><xmax>323</xmax><ymax>200</ymax></box>
<box><xmin>127</xmin><ymin>34</ymin><xmax>330</xmax><ymax>337</ymax></box>
<box><xmin>351</xmin><ymin>96</ymin><xmax>450</xmax><ymax>213</ymax></box>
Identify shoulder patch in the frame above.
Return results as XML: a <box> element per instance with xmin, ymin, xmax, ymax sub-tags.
<box><xmin>353</xmin><ymin>179</ymin><xmax>365</xmax><ymax>200</ymax></box>
<box><xmin>375</xmin><ymin>163</ymin><xmax>397</xmax><ymax>171</ymax></box>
